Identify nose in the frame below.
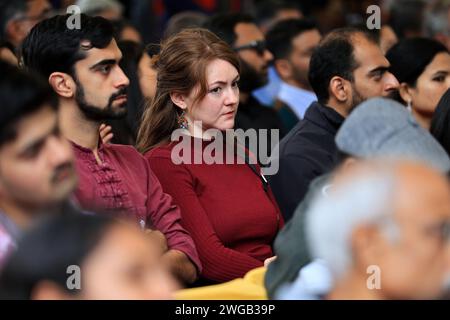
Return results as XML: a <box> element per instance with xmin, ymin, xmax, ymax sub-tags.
<box><xmin>224</xmin><ymin>86</ymin><xmax>239</xmax><ymax>106</ymax></box>
<box><xmin>115</xmin><ymin>66</ymin><xmax>130</xmax><ymax>88</ymax></box>
<box><xmin>383</xmin><ymin>72</ymin><xmax>400</xmax><ymax>94</ymax></box>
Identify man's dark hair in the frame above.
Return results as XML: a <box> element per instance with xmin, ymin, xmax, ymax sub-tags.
<box><xmin>308</xmin><ymin>27</ymin><xmax>376</xmax><ymax>104</ymax></box>
<box><xmin>203</xmin><ymin>13</ymin><xmax>254</xmax><ymax>47</ymax></box>
<box><xmin>0</xmin><ymin>0</ymin><xmax>28</xmax><ymax>41</ymax></box>
<box><xmin>0</xmin><ymin>213</ymin><xmax>116</xmax><ymax>299</ymax></box>
<box><xmin>0</xmin><ymin>60</ymin><xmax>57</xmax><ymax>147</ymax></box>
<box><xmin>266</xmin><ymin>18</ymin><xmax>317</xmax><ymax>60</ymax></box>
<box><xmin>254</xmin><ymin>0</ymin><xmax>302</xmax><ymax>27</ymax></box>
<box><xmin>20</xmin><ymin>14</ymin><xmax>114</xmax><ymax>79</ymax></box>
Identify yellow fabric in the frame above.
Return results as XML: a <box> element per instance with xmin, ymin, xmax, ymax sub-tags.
<box><xmin>175</xmin><ymin>267</ymin><xmax>268</xmax><ymax>300</ymax></box>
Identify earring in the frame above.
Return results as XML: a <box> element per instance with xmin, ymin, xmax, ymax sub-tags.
<box><xmin>406</xmin><ymin>100</ymin><xmax>412</xmax><ymax>113</ymax></box>
<box><xmin>177</xmin><ymin>110</ymin><xmax>188</xmax><ymax>129</ymax></box>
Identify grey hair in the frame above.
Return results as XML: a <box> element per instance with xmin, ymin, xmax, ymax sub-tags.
<box><xmin>305</xmin><ymin>166</ymin><xmax>399</xmax><ymax>278</ymax></box>
<box><xmin>424</xmin><ymin>1</ymin><xmax>450</xmax><ymax>38</ymax></box>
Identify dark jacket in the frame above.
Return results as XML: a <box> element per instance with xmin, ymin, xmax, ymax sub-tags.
<box><xmin>265</xmin><ymin>174</ymin><xmax>330</xmax><ymax>299</ymax></box>
<box><xmin>267</xmin><ymin>101</ymin><xmax>345</xmax><ymax>221</ymax></box>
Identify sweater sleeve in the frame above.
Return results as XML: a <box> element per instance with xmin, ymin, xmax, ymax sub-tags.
<box><xmin>144</xmin><ymin>161</ymin><xmax>202</xmax><ymax>273</ymax></box>
<box><xmin>147</xmin><ymin>155</ymin><xmax>264</xmax><ymax>283</ymax></box>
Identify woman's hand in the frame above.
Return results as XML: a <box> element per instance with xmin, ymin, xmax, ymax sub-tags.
<box><xmin>99</xmin><ymin>123</ymin><xmax>114</xmax><ymax>144</ymax></box>
<box><xmin>264</xmin><ymin>256</ymin><xmax>277</xmax><ymax>267</ymax></box>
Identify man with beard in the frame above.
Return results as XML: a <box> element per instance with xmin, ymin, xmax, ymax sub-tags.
<box><xmin>268</xmin><ymin>28</ymin><xmax>400</xmax><ymax>221</ymax></box>
<box><xmin>20</xmin><ymin>14</ymin><xmax>201</xmax><ymax>284</ymax></box>
<box><xmin>204</xmin><ymin>13</ymin><xmax>286</xmax><ymax>159</ymax></box>
<box><xmin>266</xmin><ymin>18</ymin><xmax>321</xmax><ymax>131</ymax></box>
<box><xmin>0</xmin><ymin>60</ymin><xmax>78</xmax><ymax>267</ymax></box>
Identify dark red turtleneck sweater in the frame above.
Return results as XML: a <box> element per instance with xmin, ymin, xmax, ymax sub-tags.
<box><xmin>144</xmin><ymin>137</ymin><xmax>283</xmax><ymax>283</ymax></box>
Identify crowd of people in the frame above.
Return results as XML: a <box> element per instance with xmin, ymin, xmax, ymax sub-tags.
<box><xmin>0</xmin><ymin>0</ymin><xmax>450</xmax><ymax>300</ymax></box>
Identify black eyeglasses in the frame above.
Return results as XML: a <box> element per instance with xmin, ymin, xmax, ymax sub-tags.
<box><xmin>233</xmin><ymin>40</ymin><xmax>267</xmax><ymax>56</ymax></box>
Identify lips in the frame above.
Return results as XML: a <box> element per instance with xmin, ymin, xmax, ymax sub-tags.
<box><xmin>222</xmin><ymin>110</ymin><xmax>235</xmax><ymax>117</ymax></box>
<box><xmin>114</xmin><ymin>94</ymin><xmax>127</xmax><ymax>101</ymax></box>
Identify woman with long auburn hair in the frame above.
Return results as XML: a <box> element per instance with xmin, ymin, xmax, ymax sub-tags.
<box><xmin>137</xmin><ymin>28</ymin><xmax>283</xmax><ymax>284</ymax></box>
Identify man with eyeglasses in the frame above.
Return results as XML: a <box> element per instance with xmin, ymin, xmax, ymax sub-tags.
<box><xmin>0</xmin><ymin>0</ymin><xmax>53</xmax><ymax>50</ymax></box>
<box><xmin>204</xmin><ymin>13</ymin><xmax>286</xmax><ymax>160</ymax></box>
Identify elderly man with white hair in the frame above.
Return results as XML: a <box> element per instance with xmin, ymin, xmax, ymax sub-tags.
<box><xmin>304</xmin><ymin>160</ymin><xmax>450</xmax><ymax>299</ymax></box>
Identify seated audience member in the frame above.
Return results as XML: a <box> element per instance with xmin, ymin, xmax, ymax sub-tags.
<box><xmin>265</xmin><ymin>97</ymin><xmax>450</xmax><ymax>298</ymax></box>
<box><xmin>268</xmin><ymin>27</ymin><xmax>399</xmax><ymax>222</ymax></box>
<box><xmin>20</xmin><ymin>14</ymin><xmax>200</xmax><ymax>284</ymax></box>
<box><xmin>252</xmin><ymin>0</ymin><xmax>304</xmax><ymax>107</ymax></box>
<box><xmin>0</xmin><ymin>213</ymin><xmax>177</xmax><ymax>299</ymax></box>
<box><xmin>387</xmin><ymin>37</ymin><xmax>450</xmax><ymax>130</ymax></box>
<box><xmin>204</xmin><ymin>13</ymin><xmax>286</xmax><ymax>159</ymax></box>
<box><xmin>303</xmin><ymin>160</ymin><xmax>450</xmax><ymax>299</ymax></box>
<box><xmin>0</xmin><ymin>0</ymin><xmax>52</xmax><ymax>50</ymax></box>
<box><xmin>0</xmin><ymin>61</ymin><xmax>78</xmax><ymax>267</ymax></box>
<box><xmin>265</xmin><ymin>19</ymin><xmax>321</xmax><ymax>131</ymax></box>
<box><xmin>136</xmin><ymin>28</ymin><xmax>283</xmax><ymax>284</ymax></box>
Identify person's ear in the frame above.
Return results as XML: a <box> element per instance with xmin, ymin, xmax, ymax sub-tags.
<box><xmin>48</xmin><ymin>72</ymin><xmax>76</xmax><ymax>98</ymax></box>
<box><xmin>351</xmin><ymin>224</ymin><xmax>387</xmax><ymax>274</ymax></box>
<box><xmin>31</xmin><ymin>280</ymin><xmax>76</xmax><ymax>300</ymax></box>
<box><xmin>170</xmin><ymin>92</ymin><xmax>188</xmax><ymax>111</ymax></box>
<box><xmin>274</xmin><ymin>59</ymin><xmax>292</xmax><ymax>80</ymax></box>
<box><xmin>398</xmin><ymin>83</ymin><xmax>413</xmax><ymax>106</ymax></box>
<box><xmin>329</xmin><ymin>76</ymin><xmax>350</xmax><ymax>103</ymax></box>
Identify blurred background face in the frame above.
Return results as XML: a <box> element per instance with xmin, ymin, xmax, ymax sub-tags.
<box><xmin>183</xmin><ymin>59</ymin><xmax>239</xmax><ymax>133</ymax></box>
<box><xmin>234</xmin><ymin>22</ymin><xmax>273</xmax><ymax>93</ymax></box>
<box><xmin>408</xmin><ymin>52</ymin><xmax>450</xmax><ymax>117</ymax></box>
<box><xmin>286</xmin><ymin>29</ymin><xmax>321</xmax><ymax>90</ymax></box>
<box><xmin>79</xmin><ymin>223</ymin><xmax>177</xmax><ymax>300</ymax></box>
<box><xmin>7</xmin><ymin>0</ymin><xmax>52</xmax><ymax>48</ymax></box>
<box><xmin>376</xmin><ymin>166</ymin><xmax>450</xmax><ymax>299</ymax></box>
<box><xmin>138</xmin><ymin>52</ymin><xmax>157</xmax><ymax>101</ymax></box>
<box><xmin>0</xmin><ymin>106</ymin><xmax>77</xmax><ymax>209</ymax></box>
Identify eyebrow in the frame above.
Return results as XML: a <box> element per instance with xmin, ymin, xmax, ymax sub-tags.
<box><xmin>368</xmin><ymin>66</ymin><xmax>389</xmax><ymax>76</ymax></box>
<box><xmin>19</xmin><ymin>123</ymin><xmax>59</xmax><ymax>156</ymax></box>
<box><xmin>209</xmin><ymin>75</ymin><xmax>240</xmax><ymax>86</ymax></box>
<box><xmin>89</xmin><ymin>59</ymin><xmax>118</xmax><ymax>70</ymax></box>
<box><xmin>432</xmin><ymin>70</ymin><xmax>449</xmax><ymax>76</ymax></box>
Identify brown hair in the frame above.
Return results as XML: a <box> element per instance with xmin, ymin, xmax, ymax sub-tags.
<box><xmin>136</xmin><ymin>28</ymin><xmax>240</xmax><ymax>154</ymax></box>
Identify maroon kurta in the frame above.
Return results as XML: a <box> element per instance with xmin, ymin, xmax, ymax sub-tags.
<box><xmin>71</xmin><ymin>140</ymin><xmax>201</xmax><ymax>272</ymax></box>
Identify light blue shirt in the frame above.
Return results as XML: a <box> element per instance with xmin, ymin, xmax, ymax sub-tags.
<box><xmin>252</xmin><ymin>66</ymin><xmax>281</xmax><ymax>107</ymax></box>
<box><xmin>278</xmin><ymin>81</ymin><xmax>317</xmax><ymax>119</ymax></box>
